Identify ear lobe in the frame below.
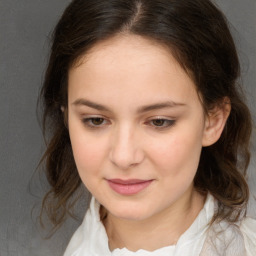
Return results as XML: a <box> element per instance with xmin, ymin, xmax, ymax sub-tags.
<box><xmin>61</xmin><ymin>106</ymin><xmax>69</xmax><ymax>129</ymax></box>
<box><xmin>202</xmin><ymin>98</ymin><xmax>231</xmax><ymax>147</ymax></box>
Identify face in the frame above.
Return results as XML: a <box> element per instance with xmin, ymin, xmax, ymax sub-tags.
<box><xmin>67</xmin><ymin>35</ymin><xmax>208</xmax><ymax>221</ymax></box>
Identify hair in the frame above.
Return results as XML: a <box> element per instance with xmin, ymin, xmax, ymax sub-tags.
<box><xmin>39</xmin><ymin>0</ymin><xmax>252</xmax><ymax>232</ymax></box>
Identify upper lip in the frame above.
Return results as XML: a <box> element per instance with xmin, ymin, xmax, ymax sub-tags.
<box><xmin>107</xmin><ymin>179</ymin><xmax>153</xmax><ymax>185</ymax></box>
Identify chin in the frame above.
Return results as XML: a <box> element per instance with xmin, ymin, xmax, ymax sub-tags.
<box><xmin>107</xmin><ymin>202</ymin><xmax>153</xmax><ymax>221</ymax></box>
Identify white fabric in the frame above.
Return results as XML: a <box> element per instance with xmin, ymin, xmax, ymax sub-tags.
<box><xmin>64</xmin><ymin>194</ymin><xmax>256</xmax><ymax>256</ymax></box>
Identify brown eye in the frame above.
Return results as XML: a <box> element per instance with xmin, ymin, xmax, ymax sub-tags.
<box><xmin>152</xmin><ymin>119</ymin><xmax>165</xmax><ymax>126</ymax></box>
<box><xmin>82</xmin><ymin>117</ymin><xmax>108</xmax><ymax>129</ymax></box>
<box><xmin>91</xmin><ymin>118</ymin><xmax>104</xmax><ymax>125</ymax></box>
<box><xmin>149</xmin><ymin>119</ymin><xmax>176</xmax><ymax>129</ymax></box>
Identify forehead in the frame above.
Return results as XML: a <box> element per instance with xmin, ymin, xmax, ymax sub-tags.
<box><xmin>68</xmin><ymin>35</ymin><xmax>200</xmax><ymax>111</ymax></box>
<box><xmin>73</xmin><ymin>35</ymin><xmax>176</xmax><ymax>71</ymax></box>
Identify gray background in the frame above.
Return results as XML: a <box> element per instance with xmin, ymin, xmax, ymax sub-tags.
<box><xmin>0</xmin><ymin>1</ymin><xmax>255</xmax><ymax>255</ymax></box>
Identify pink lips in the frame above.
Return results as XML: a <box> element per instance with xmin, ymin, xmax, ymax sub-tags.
<box><xmin>107</xmin><ymin>179</ymin><xmax>153</xmax><ymax>195</ymax></box>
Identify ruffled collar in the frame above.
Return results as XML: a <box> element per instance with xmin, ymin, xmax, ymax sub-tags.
<box><xmin>64</xmin><ymin>193</ymin><xmax>215</xmax><ymax>256</ymax></box>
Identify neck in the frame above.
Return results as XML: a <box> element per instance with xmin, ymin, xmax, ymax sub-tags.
<box><xmin>103</xmin><ymin>188</ymin><xmax>206</xmax><ymax>252</ymax></box>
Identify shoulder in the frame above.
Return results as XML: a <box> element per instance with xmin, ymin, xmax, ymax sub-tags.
<box><xmin>240</xmin><ymin>216</ymin><xmax>256</xmax><ymax>256</ymax></box>
<box><xmin>200</xmin><ymin>217</ymin><xmax>256</xmax><ymax>256</ymax></box>
<box><xmin>200</xmin><ymin>194</ymin><xmax>256</xmax><ymax>256</ymax></box>
<box><xmin>64</xmin><ymin>197</ymin><xmax>111</xmax><ymax>256</ymax></box>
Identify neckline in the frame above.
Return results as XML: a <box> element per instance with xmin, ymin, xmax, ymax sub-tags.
<box><xmin>101</xmin><ymin>193</ymin><xmax>215</xmax><ymax>254</ymax></box>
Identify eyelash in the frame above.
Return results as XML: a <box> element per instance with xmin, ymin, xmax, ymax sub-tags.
<box><xmin>82</xmin><ymin>117</ymin><xmax>109</xmax><ymax>128</ymax></box>
<box><xmin>81</xmin><ymin>117</ymin><xmax>176</xmax><ymax>130</ymax></box>
<box><xmin>147</xmin><ymin>119</ymin><xmax>176</xmax><ymax>129</ymax></box>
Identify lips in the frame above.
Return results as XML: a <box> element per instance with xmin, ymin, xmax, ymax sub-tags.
<box><xmin>107</xmin><ymin>179</ymin><xmax>153</xmax><ymax>195</ymax></box>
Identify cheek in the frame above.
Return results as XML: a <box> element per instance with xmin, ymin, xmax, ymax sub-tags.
<box><xmin>68</xmin><ymin>125</ymin><xmax>107</xmax><ymax>177</ymax></box>
<box><xmin>147</xmin><ymin>130</ymin><xmax>203</xmax><ymax>177</ymax></box>
<box><xmin>72</xmin><ymin>140</ymin><xmax>101</xmax><ymax>170</ymax></box>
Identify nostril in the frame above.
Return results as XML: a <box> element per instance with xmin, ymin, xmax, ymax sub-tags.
<box><xmin>109</xmin><ymin>128</ymin><xmax>144</xmax><ymax>169</ymax></box>
<box><xmin>109</xmin><ymin>146</ymin><xmax>144</xmax><ymax>170</ymax></box>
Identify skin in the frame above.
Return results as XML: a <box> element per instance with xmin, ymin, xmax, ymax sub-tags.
<box><xmin>67</xmin><ymin>35</ymin><xmax>230</xmax><ymax>251</ymax></box>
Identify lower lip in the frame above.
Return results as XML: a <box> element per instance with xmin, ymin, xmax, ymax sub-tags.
<box><xmin>107</xmin><ymin>180</ymin><xmax>153</xmax><ymax>195</ymax></box>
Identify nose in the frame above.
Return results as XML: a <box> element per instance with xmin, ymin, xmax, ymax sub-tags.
<box><xmin>109</xmin><ymin>124</ymin><xmax>144</xmax><ymax>170</ymax></box>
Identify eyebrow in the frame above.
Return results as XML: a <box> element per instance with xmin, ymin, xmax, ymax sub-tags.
<box><xmin>72</xmin><ymin>98</ymin><xmax>186</xmax><ymax>113</ymax></box>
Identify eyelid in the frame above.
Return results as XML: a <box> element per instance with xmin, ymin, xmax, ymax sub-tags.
<box><xmin>81</xmin><ymin>116</ymin><xmax>110</xmax><ymax>128</ymax></box>
<box><xmin>146</xmin><ymin>116</ymin><xmax>176</xmax><ymax>129</ymax></box>
<box><xmin>80</xmin><ymin>115</ymin><xmax>176</xmax><ymax>130</ymax></box>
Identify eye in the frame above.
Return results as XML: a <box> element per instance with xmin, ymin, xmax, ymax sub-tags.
<box><xmin>152</xmin><ymin>119</ymin><xmax>166</xmax><ymax>126</ymax></box>
<box><xmin>148</xmin><ymin>118</ymin><xmax>175</xmax><ymax>129</ymax></box>
<box><xmin>90</xmin><ymin>117</ymin><xmax>104</xmax><ymax>125</ymax></box>
<box><xmin>82</xmin><ymin>117</ymin><xmax>109</xmax><ymax>128</ymax></box>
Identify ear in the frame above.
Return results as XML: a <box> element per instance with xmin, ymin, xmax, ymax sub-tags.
<box><xmin>61</xmin><ymin>106</ymin><xmax>69</xmax><ymax>129</ymax></box>
<box><xmin>202</xmin><ymin>97</ymin><xmax>231</xmax><ymax>147</ymax></box>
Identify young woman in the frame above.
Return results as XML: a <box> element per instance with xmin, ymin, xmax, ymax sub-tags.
<box><xmin>39</xmin><ymin>0</ymin><xmax>256</xmax><ymax>255</ymax></box>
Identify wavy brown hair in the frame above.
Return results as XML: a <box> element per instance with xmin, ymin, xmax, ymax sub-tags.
<box><xmin>39</xmin><ymin>0</ymin><xmax>252</xmax><ymax>232</ymax></box>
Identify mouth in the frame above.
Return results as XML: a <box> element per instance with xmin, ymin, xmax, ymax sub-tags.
<box><xmin>106</xmin><ymin>179</ymin><xmax>154</xmax><ymax>195</ymax></box>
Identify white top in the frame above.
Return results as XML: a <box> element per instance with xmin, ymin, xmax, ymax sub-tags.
<box><xmin>64</xmin><ymin>194</ymin><xmax>256</xmax><ymax>256</ymax></box>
